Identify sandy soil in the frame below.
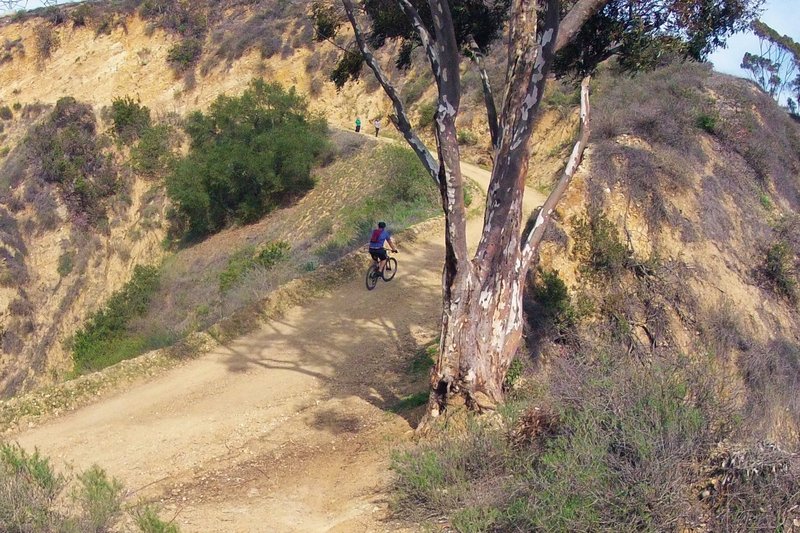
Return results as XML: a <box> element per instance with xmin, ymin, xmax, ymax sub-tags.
<box><xmin>12</xmin><ymin>162</ymin><xmax>545</xmax><ymax>532</ymax></box>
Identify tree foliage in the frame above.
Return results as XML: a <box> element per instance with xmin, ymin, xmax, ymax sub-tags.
<box><xmin>166</xmin><ymin>80</ymin><xmax>330</xmax><ymax>239</ymax></box>
<box><xmin>741</xmin><ymin>20</ymin><xmax>800</xmax><ymax>109</ymax></box>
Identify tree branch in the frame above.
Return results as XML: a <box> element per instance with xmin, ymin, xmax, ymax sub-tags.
<box><xmin>522</xmin><ymin>76</ymin><xmax>591</xmax><ymax>263</ymax></box>
<box><xmin>467</xmin><ymin>36</ymin><xmax>500</xmax><ymax>150</ymax></box>
<box><xmin>340</xmin><ymin>0</ymin><xmax>439</xmax><ymax>182</ymax></box>
<box><xmin>555</xmin><ymin>0</ymin><xmax>610</xmax><ymax>53</ymax></box>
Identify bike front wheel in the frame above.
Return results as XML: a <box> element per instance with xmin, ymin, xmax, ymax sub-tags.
<box><xmin>382</xmin><ymin>257</ymin><xmax>397</xmax><ymax>281</ymax></box>
<box><xmin>366</xmin><ymin>264</ymin><xmax>380</xmax><ymax>290</ymax></box>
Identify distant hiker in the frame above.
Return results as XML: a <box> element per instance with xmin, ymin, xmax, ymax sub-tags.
<box><xmin>355</xmin><ymin>117</ymin><xmax>361</xmax><ymax>133</ymax></box>
<box><xmin>373</xmin><ymin>118</ymin><xmax>381</xmax><ymax>137</ymax></box>
<box><xmin>368</xmin><ymin>221</ymin><xmax>397</xmax><ymax>272</ymax></box>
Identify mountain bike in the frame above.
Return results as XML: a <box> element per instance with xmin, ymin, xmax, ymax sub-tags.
<box><xmin>366</xmin><ymin>249</ymin><xmax>397</xmax><ymax>290</ymax></box>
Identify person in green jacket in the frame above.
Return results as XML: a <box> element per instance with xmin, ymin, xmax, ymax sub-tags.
<box><xmin>355</xmin><ymin>117</ymin><xmax>361</xmax><ymax>133</ymax></box>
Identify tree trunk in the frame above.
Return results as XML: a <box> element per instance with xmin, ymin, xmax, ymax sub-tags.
<box><xmin>431</xmin><ymin>247</ymin><xmax>529</xmax><ymax>415</ymax></box>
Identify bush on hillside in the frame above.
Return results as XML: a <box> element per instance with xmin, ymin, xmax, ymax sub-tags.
<box><xmin>167</xmin><ymin>38</ymin><xmax>203</xmax><ymax>72</ymax></box>
<box><xmin>34</xmin><ymin>25</ymin><xmax>59</xmax><ymax>60</ymax></box>
<box><xmin>0</xmin><ymin>442</ymin><xmax>177</xmax><ymax>532</ymax></box>
<box><xmin>0</xmin><ymin>106</ymin><xmax>12</xmax><ymax>120</ymax></box>
<box><xmin>72</xmin><ymin>264</ymin><xmax>161</xmax><ymax>373</ymax></box>
<box><xmin>219</xmin><ymin>241</ymin><xmax>290</xmax><ymax>292</ymax></box>
<box><xmin>571</xmin><ymin>211</ymin><xmax>631</xmax><ymax>278</ymax></box>
<box><xmin>110</xmin><ymin>96</ymin><xmax>151</xmax><ymax>143</ymax></box>
<box><xmin>166</xmin><ymin>79</ymin><xmax>330</xmax><ymax>239</ymax></box>
<box><xmin>26</xmin><ymin>97</ymin><xmax>118</xmax><ymax>228</ymax></box>
<box><xmin>70</xmin><ymin>3</ymin><xmax>93</xmax><ymax>27</ymax></box>
<box><xmin>762</xmin><ymin>239</ymin><xmax>797</xmax><ymax>302</ymax></box>
<box><xmin>131</xmin><ymin>124</ymin><xmax>176</xmax><ymax>177</ymax></box>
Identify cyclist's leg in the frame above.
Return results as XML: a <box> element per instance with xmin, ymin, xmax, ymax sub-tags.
<box><xmin>377</xmin><ymin>248</ymin><xmax>388</xmax><ymax>272</ymax></box>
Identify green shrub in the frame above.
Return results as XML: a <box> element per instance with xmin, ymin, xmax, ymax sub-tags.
<box><xmin>72</xmin><ymin>264</ymin><xmax>161</xmax><ymax>373</ymax></box>
<box><xmin>402</xmin><ymin>75</ymin><xmax>430</xmax><ymax>105</ymax></box>
<box><xmin>504</xmin><ymin>357</ymin><xmax>525</xmax><ymax>388</ymax></box>
<box><xmin>133</xmin><ymin>505</ymin><xmax>180</xmax><ymax>533</ymax></box>
<box><xmin>0</xmin><ymin>442</ymin><xmax>66</xmax><ymax>532</ymax></box>
<box><xmin>12</xmin><ymin>103</ymin><xmax>21</xmax><ymax>111</ymax></box>
<box><xmin>70</xmin><ymin>3</ymin><xmax>93</xmax><ymax>27</ymax></box>
<box><xmin>0</xmin><ymin>146</ymin><xmax>9</xmax><ymax>158</ymax></box>
<box><xmin>0</xmin><ymin>442</ymin><xmax>176</xmax><ymax>532</ymax></box>
<box><xmin>110</xmin><ymin>96</ymin><xmax>151</xmax><ymax>143</ymax></box>
<box><xmin>71</xmin><ymin>466</ymin><xmax>123</xmax><ymax>532</ymax></box>
<box><xmin>417</xmin><ymin>100</ymin><xmax>436</xmax><ymax>130</ymax></box>
<box><xmin>763</xmin><ymin>240</ymin><xmax>797</xmax><ymax>301</ymax></box>
<box><xmin>167</xmin><ymin>38</ymin><xmax>202</xmax><ymax>72</ymax></box>
<box><xmin>0</xmin><ymin>106</ymin><xmax>12</xmax><ymax>120</ymax></box>
<box><xmin>695</xmin><ymin>112</ymin><xmax>717</xmax><ymax>133</ymax></box>
<box><xmin>391</xmin><ymin>392</ymin><xmax>429</xmax><ymax>412</ymax></box>
<box><xmin>758</xmin><ymin>192</ymin><xmax>773</xmax><ymax>210</ymax></box>
<box><xmin>572</xmin><ymin>212</ymin><xmax>631</xmax><ymax>278</ymax></box>
<box><xmin>57</xmin><ymin>252</ymin><xmax>74</xmax><ymax>277</ymax></box>
<box><xmin>457</xmin><ymin>130</ymin><xmax>478</xmax><ymax>146</ymax></box>
<box><xmin>131</xmin><ymin>124</ymin><xmax>175</xmax><ymax>176</ymax></box>
<box><xmin>167</xmin><ymin>80</ymin><xmax>330</xmax><ymax>239</ymax></box>
<box><xmin>219</xmin><ymin>241</ymin><xmax>290</xmax><ymax>292</ymax></box>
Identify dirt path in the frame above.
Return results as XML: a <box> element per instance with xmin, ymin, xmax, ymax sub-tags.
<box><xmin>13</xmin><ymin>162</ymin><xmax>546</xmax><ymax>532</ymax></box>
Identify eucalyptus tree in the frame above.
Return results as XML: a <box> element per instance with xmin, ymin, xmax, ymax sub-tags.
<box><xmin>741</xmin><ymin>20</ymin><xmax>800</xmax><ymax>107</ymax></box>
<box><xmin>320</xmin><ymin>0</ymin><xmax>760</xmax><ymax>417</ymax></box>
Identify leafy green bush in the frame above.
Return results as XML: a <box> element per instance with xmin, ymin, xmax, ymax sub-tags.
<box><xmin>70</xmin><ymin>3</ymin><xmax>93</xmax><ymax>27</ymax></box>
<box><xmin>763</xmin><ymin>240</ymin><xmax>797</xmax><ymax>301</ymax></box>
<box><xmin>71</xmin><ymin>465</ymin><xmax>123</xmax><ymax>532</ymax></box>
<box><xmin>417</xmin><ymin>100</ymin><xmax>436</xmax><ymax>130</ymax></box>
<box><xmin>131</xmin><ymin>124</ymin><xmax>175</xmax><ymax>177</ymax></box>
<box><xmin>0</xmin><ymin>106</ymin><xmax>12</xmax><ymax>120</ymax></box>
<box><xmin>0</xmin><ymin>442</ymin><xmax>65</xmax><ymax>531</ymax></box>
<box><xmin>0</xmin><ymin>442</ymin><xmax>177</xmax><ymax>532</ymax></box>
<box><xmin>457</xmin><ymin>130</ymin><xmax>478</xmax><ymax>146</ymax></box>
<box><xmin>110</xmin><ymin>96</ymin><xmax>151</xmax><ymax>143</ymax></box>
<box><xmin>72</xmin><ymin>264</ymin><xmax>161</xmax><ymax>373</ymax></box>
<box><xmin>219</xmin><ymin>241</ymin><xmax>290</xmax><ymax>292</ymax></box>
<box><xmin>167</xmin><ymin>38</ymin><xmax>202</xmax><ymax>72</ymax></box>
<box><xmin>166</xmin><ymin>80</ymin><xmax>330</xmax><ymax>239</ymax></box>
<box><xmin>402</xmin><ymin>75</ymin><xmax>430</xmax><ymax>105</ymax></box>
<box><xmin>26</xmin><ymin>97</ymin><xmax>118</xmax><ymax>227</ymax></box>
<box><xmin>133</xmin><ymin>505</ymin><xmax>180</xmax><ymax>533</ymax></box>
<box><xmin>572</xmin><ymin>212</ymin><xmax>631</xmax><ymax>278</ymax></box>
<box><xmin>57</xmin><ymin>252</ymin><xmax>74</xmax><ymax>277</ymax></box>
<box><xmin>695</xmin><ymin>111</ymin><xmax>718</xmax><ymax>133</ymax></box>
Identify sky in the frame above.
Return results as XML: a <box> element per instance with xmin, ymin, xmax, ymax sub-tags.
<box><xmin>4</xmin><ymin>0</ymin><xmax>799</xmax><ymax>91</ymax></box>
<box><xmin>708</xmin><ymin>0</ymin><xmax>799</xmax><ymax>97</ymax></box>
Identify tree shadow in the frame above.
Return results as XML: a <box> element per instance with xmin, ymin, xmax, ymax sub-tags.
<box><xmin>216</xmin><ymin>239</ymin><xmax>445</xmax><ymax>427</ymax></box>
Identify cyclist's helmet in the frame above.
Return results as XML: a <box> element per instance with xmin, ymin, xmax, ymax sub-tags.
<box><xmin>378</xmin><ymin>221</ymin><xmax>386</xmax><ymax>228</ymax></box>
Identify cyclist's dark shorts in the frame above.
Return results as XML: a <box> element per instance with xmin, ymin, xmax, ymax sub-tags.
<box><xmin>369</xmin><ymin>248</ymin><xmax>388</xmax><ymax>261</ymax></box>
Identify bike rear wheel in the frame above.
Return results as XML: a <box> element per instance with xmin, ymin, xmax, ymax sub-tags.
<box><xmin>382</xmin><ymin>257</ymin><xmax>397</xmax><ymax>281</ymax></box>
<box><xmin>366</xmin><ymin>264</ymin><xmax>380</xmax><ymax>290</ymax></box>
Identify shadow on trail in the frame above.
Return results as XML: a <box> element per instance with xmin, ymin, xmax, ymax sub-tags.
<box><xmin>218</xmin><ymin>241</ymin><xmax>445</xmax><ymax>427</ymax></box>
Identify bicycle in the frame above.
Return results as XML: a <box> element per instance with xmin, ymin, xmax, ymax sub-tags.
<box><xmin>366</xmin><ymin>249</ymin><xmax>397</xmax><ymax>290</ymax></box>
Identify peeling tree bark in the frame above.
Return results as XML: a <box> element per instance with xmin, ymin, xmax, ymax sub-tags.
<box><xmin>340</xmin><ymin>0</ymin><xmax>601</xmax><ymax>418</ymax></box>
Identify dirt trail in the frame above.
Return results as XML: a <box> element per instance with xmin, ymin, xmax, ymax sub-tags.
<box><xmin>12</xmin><ymin>160</ymin><xmax>546</xmax><ymax>532</ymax></box>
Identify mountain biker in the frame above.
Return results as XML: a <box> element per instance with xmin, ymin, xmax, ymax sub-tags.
<box><xmin>368</xmin><ymin>221</ymin><xmax>397</xmax><ymax>272</ymax></box>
